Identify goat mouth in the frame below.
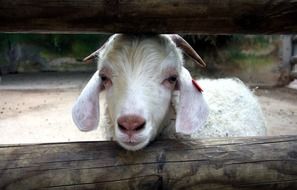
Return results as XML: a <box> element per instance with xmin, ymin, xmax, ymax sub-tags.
<box><xmin>122</xmin><ymin>137</ymin><xmax>144</xmax><ymax>145</ymax></box>
<box><xmin>119</xmin><ymin>140</ymin><xmax>149</xmax><ymax>151</ymax></box>
<box><xmin>123</xmin><ymin>141</ymin><xmax>141</xmax><ymax>146</ymax></box>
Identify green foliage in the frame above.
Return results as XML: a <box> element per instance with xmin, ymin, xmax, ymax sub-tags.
<box><xmin>227</xmin><ymin>50</ymin><xmax>276</xmax><ymax>67</ymax></box>
<box><xmin>0</xmin><ymin>33</ymin><xmax>109</xmax><ymax>57</ymax></box>
<box><xmin>183</xmin><ymin>34</ymin><xmax>232</xmax><ymax>54</ymax></box>
<box><xmin>225</xmin><ymin>35</ymin><xmax>277</xmax><ymax>66</ymax></box>
<box><xmin>0</xmin><ymin>33</ymin><xmax>110</xmax><ymax>71</ymax></box>
<box><xmin>0</xmin><ymin>33</ymin><xmax>279</xmax><ymax>74</ymax></box>
<box><xmin>230</xmin><ymin>35</ymin><xmax>274</xmax><ymax>52</ymax></box>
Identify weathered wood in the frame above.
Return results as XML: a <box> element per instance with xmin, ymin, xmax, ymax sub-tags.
<box><xmin>278</xmin><ymin>35</ymin><xmax>293</xmax><ymax>85</ymax></box>
<box><xmin>0</xmin><ymin>136</ymin><xmax>297</xmax><ymax>190</ymax></box>
<box><xmin>292</xmin><ymin>55</ymin><xmax>297</xmax><ymax>79</ymax></box>
<box><xmin>291</xmin><ymin>36</ymin><xmax>297</xmax><ymax>79</ymax></box>
<box><xmin>0</xmin><ymin>0</ymin><xmax>297</xmax><ymax>34</ymax></box>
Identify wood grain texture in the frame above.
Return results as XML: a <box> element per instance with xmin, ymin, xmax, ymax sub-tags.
<box><xmin>0</xmin><ymin>136</ymin><xmax>297</xmax><ymax>189</ymax></box>
<box><xmin>0</xmin><ymin>0</ymin><xmax>296</xmax><ymax>34</ymax></box>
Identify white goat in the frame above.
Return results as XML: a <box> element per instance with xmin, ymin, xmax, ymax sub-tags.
<box><xmin>72</xmin><ymin>34</ymin><xmax>266</xmax><ymax>151</ymax></box>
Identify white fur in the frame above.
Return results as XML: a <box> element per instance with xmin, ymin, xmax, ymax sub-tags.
<box><xmin>169</xmin><ymin>78</ymin><xmax>267</xmax><ymax>139</ymax></box>
<box><xmin>175</xmin><ymin>67</ymin><xmax>209</xmax><ymax>134</ymax></box>
<box><xmin>72</xmin><ymin>34</ymin><xmax>266</xmax><ymax>151</ymax></box>
<box><xmin>72</xmin><ymin>71</ymin><xmax>101</xmax><ymax>131</ymax></box>
<box><xmin>198</xmin><ymin>78</ymin><xmax>266</xmax><ymax>137</ymax></box>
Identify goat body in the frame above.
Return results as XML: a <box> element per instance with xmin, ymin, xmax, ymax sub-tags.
<box><xmin>163</xmin><ymin>78</ymin><xmax>266</xmax><ymax>139</ymax></box>
<box><xmin>72</xmin><ymin>34</ymin><xmax>266</xmax><ymax>151</ymax></box>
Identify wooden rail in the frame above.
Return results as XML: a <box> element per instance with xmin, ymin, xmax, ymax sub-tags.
<box><xmin>0</xmin><ymin>1</ymin><xmax>297</xmax><ymax>189</ymax></box>
<box><xmin>1</xmin><ymin>136</ymin><xmax>297</xmax><ymax>190</ymax></box>
<box><xmin>0</xmin><ymin>0</ymin><xmax>297</xmax><ymax>34</ymax></box>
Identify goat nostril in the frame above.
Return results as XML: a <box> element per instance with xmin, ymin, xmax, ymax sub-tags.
<box><xmin>118</xmin><ymin>122</ymin><xmax>146</xmax><ymax>132</ymax></box>
<box><xmin>135</xmin><ymin>122</ymin><xmax>145</xmax><ymax>131</ymax></box>
<box><xmin>117</xmin><ymin>115</ymin><xmax>146</xmax><ymax>133</ymax></box>
<box><xmin>118</xmin><ymin>123</ymin><xmax>127</xmax><ymax>131</ymax></box>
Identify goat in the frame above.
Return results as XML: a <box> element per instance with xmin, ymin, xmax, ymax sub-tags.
<box><xmin>72</xmin><ymin>34</ymin><xmax>266</xmax><ymax>151</ymax></box>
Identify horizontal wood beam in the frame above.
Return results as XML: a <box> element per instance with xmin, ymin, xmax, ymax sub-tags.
<box><xmin>1</xmin><ymin>136</ymin><xmax>297</xmax><ymax>189</ymax></box>
<box><xmin>0</xmin><ymin>0</ymin><xmax>297</xmax><ymax>34</ymax></box>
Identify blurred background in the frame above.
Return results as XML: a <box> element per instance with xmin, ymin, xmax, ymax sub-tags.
<box><xmin>0</xmin><ymin>34</ymin><xmax>296</xmax><ymax>144</ymax></box>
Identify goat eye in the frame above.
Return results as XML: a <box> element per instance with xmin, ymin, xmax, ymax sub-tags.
<box><xmin>162</xmin><ymin>75</ymin><xmax>178</xmax><ymax>89</ymax></box>
<box><xmin>167</xmin><ymin>75</ymin><xmax>177</xmax><ymax>84</ymax></box>
<box><xmin>99</xmin><ymin>74</ymin><xmax>112</xmax><ymax>89</ymax></box>
<box><xmin>100</xmin><ymin>75</ymin><xmax>108</xmax><ymax>82</ymax></box>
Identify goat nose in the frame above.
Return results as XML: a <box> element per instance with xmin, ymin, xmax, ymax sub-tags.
<box><xmin>117</xmin><ymin>115</ymin><xmax>146</xmax><ymax>132</ymax></box>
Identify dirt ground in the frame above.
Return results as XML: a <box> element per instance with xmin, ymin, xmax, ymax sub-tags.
<box><xmin>254</xmin><ymin>87</ymin><xmax>297</xmax><ymax>136</ymax></box>
<box><xmin>0</xmin><ymin>72</ymin><xmax>296</xmax><ymax>144</ymax></box>
<box><xmin>0</xmin><ymin>73</ymin><xmax>104</xmax><ymax>144</ymax></box>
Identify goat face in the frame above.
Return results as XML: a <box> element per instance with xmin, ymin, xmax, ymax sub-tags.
<box><xmin>72</xmin><ymin>34</ymin><xmax>209</xmax><ymax>151</ymax></box>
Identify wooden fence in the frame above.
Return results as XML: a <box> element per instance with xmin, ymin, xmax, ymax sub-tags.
<box><xmin>0</xmin><ymin>0</ymin><xmax>297</xmax><ymax>34</ymax></box>
<box><xmin>0</xmin><ymin>1</ymin><xmax>297</xmax><ymax>189</ymax></box>
<box><xmin>1</xmin><ymin>136</ymin><xmax>297</xmax><ymax>190</ymax></box>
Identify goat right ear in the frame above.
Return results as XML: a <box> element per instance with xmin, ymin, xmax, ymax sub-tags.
<box><xmin>175</xmin><ymin>67</ymin><xmax>209</xmax><ymax>134</ymax></box>
<box><xmin>72</xmin><ymin>71</ymin><xmax>102</xmax><ymax>131</ymax></box>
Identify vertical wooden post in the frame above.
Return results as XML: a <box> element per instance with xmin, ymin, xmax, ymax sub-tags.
<box><xmin>278</xmin><ymin>35</ymin><xmax>293</xmax><ymax>85</ymax></box>
<box><xmin>291</xmin><ymin>36</ymin><xmax>297</xmax><ymax>77</ymax></box>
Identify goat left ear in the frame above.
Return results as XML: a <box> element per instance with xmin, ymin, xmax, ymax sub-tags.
<box><xmin>72</xmin><ymin>71</ymin><xmax>101</xmax><ymax>131</ymax></box>
<box><xmin>175</xmin><ymin>67</ymin><xmax>209</xmax><ymax>134</ymax></box>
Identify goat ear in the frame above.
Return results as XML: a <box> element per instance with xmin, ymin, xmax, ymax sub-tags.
<box><xmin>82</xmin><ymin>44</ymin><xmax>105</xmax><ymax>64</ymax></box>
<box><xmin>82</xmin><ymin>34</ymin><xmax>118</xmax><ymax>64</ymax></box>
<box><xmin>72</xmin><ymin>71</ymin><xmax>101</xmax><ymax>131</ymax></box>
<box><xmin>175</xmin><ymin>67</ymin><xmax>209</xmax><ymax>134</ymax></box>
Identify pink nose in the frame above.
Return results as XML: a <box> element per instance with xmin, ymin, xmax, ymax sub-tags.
<box><xmin>117</xmin><ymin>115</ymin><xmax>146</xmax><ymax>134</ymax></box>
